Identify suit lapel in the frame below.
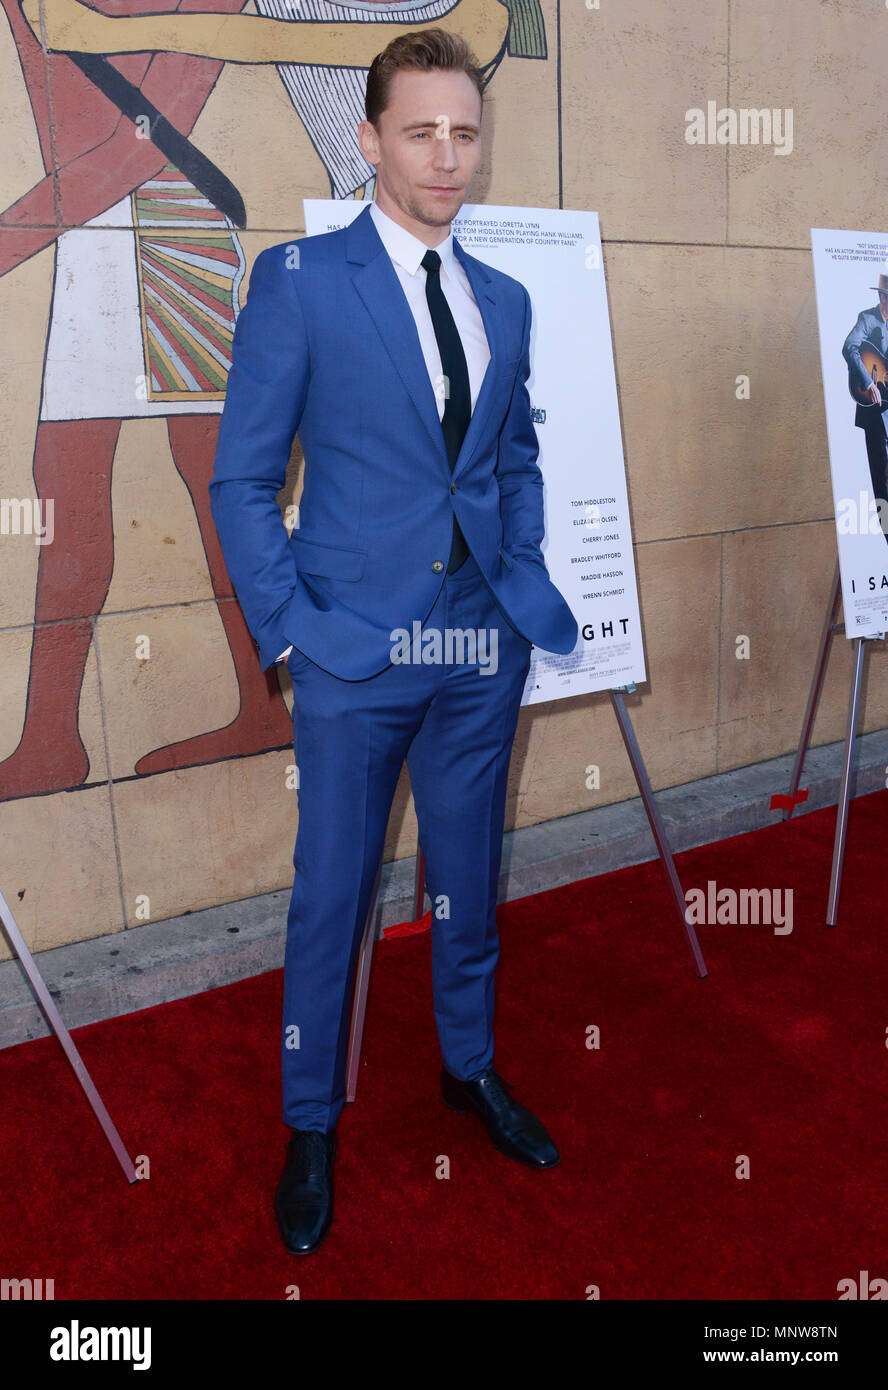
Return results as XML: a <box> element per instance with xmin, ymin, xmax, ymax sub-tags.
<box><xmin>346</xmin><ymin>204</ymin><xmax>505</xmax><ymax>481</ymax></box>
<box><xmin>451</xmin><ymin>237</ymin><xmax>504</xmax><ymax>480</ymax></box>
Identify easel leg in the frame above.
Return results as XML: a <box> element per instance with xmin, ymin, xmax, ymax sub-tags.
<box><xmin>0</xmin><ymin>890</ymin><xmax>138</xmax><ymax>1183</ymax></box>
<box><xmin>784</xmin><ymin>562</ymin><xmax>842</xmax><ymax>820</ymax></box>
<box><xmin>412</xmin><ymin>850</ymin><xmax>426</xmax><ymax>922</ymax></box>
<box><xmin>344</xmin><ymin>857</ymin><xmax>382</xmax><ymax>1103</ymax></box>
<box><xmin>826</xmin><ymin>637</ymin><xmax>867</xmax><ymax>927</ymax></box>
<box><xmin>610</xmin><ymin>691</ymin><xmax>708</xmax><ymax>977</ymax></box>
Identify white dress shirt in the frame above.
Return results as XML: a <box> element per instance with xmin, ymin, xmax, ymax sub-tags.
<box><xmin>277</xmin><ymin>199</ymin><xmax>491</xmax><ymax>663</ymax></box>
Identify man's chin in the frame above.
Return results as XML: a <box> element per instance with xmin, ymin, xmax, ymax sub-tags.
<box><xmin>413</xmin><ymin>194</ymin><xmax>465</xmax><ymax>226</ymax></box>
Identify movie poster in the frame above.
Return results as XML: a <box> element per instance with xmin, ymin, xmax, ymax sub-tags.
<box><xmin>812</xmin><ymin>227</ymin><xmax>888</xmax><ymax>637</ymax></box>
<box><xmin>304</xmin><ymin>200</ymin><xmax>647</xmax><ymax>704</ymax></box>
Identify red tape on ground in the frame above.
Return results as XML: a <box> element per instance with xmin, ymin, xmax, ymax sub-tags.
<box><xmin>383</xmin><ymin>910</ymin><xmax>432</xmax><ymax>940</ymax></box>
<box><xmin>770</xmin><ymin>789</ymin><xmax>809</xmax><ymax>811</ymax></box>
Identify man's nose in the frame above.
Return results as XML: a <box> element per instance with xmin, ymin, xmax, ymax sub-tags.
<box><xmin>432</xmin><ymin>136</ymin><xmax>459</xmax><ymax>168</ymax></box>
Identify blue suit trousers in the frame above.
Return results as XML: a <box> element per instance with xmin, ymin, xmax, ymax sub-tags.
<box><xmin>281</xmin><ymin>551</ymin><xmax>532</xmax><ymax>1131</ymax></box>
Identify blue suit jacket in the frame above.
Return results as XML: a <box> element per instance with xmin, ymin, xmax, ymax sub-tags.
<box><xmin>209</xmin><ymin>202</ymin><xmax>579</xmax><ymax>678</ymax></box>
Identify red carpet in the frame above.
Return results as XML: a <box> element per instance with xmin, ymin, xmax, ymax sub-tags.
<box><xmin>2</xmin><ymin>790</ymin><xmax>887</xmax><ymax>1301</ymax></box>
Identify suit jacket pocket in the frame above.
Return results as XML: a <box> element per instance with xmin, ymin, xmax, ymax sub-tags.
<box><xmin>285</xmin><ymin>646</ymin><xmax>312</xmax><ymax>677</ymax></box>
<box><xmin>290</xmin><ymin>535</ymin><xmax>366</xmax><ymax>581</ymax></box>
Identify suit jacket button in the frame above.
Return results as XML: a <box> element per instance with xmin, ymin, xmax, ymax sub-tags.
<box><xmin>431</xmin><ymin>560</ymin><xmax>444</xmax><ymax>573</ymax></box>
<box><xmin>450</xmin><ymin>483</ymin><xmax>457</xmax><ymax>493</ymax></box>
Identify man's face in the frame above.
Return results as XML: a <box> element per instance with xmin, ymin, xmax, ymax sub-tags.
<box><xmin>358</xmin><ymin>68</ymin><xmax>482</xmax><ymax>241</ymax></box>
<box><xmin>880</xmin><ymin>290</ymin><xmax>888</xmax><ymax>318</ymax></box>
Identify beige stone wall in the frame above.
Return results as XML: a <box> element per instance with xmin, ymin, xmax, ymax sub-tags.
<box><xmin>1</xmin><ymin>0</ymin><xmax>886</xmax><ymax>961</ymax></box>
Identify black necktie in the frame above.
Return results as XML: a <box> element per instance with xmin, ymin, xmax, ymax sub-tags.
<box><xmin>421</xmin><ymin>247</ymin><xmax>470</xmax><ymax>572</ymax></box>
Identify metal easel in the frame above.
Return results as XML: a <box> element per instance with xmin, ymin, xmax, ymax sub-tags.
<box><xmin>775</xmin><ymin>559</ymin><xmax>882</xmax><ymax>926</ymax></box>
<box><xmin>0</xmin><ymin>889</ymin><xmax>138</xmax><ymax>1182</ymax></box>
<box><xmin>344</xmin><ymin>682</ymin><xmax>708</xmax><ymax>1102</ymax></box>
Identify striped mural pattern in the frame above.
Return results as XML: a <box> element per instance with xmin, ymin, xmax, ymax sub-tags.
<box><xmin>133</xmin><ymin>168</ymin><xmax>246</xmax><ymax>401</ymax></box>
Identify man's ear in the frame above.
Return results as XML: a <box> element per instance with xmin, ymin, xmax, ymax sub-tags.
<box><xmin>357</xmin><ymin>119</ymin><xmax>380</xmax><ymax>168</ymax></box>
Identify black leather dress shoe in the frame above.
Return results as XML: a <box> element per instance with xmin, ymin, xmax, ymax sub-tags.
<box><xmin>274</xmin><ymin>1127</ymin><xmax>337</xmax><ymax>1254</ymax></box>
<box><xmin>441</xmin><ymin>1067</ymin><xmax>560</xmax><ymax>1168</ymax></box>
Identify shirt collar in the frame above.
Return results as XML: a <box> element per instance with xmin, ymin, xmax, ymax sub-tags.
<box><xmin>369</xmin><ymin>199</ymin><xmax>456</xmax><ymax>279</ymax></box>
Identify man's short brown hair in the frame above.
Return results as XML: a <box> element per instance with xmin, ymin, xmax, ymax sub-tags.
<box><xmin>365</xmin><ymin>29</ymin><xmax>485</xmax><ymax>128</ymax></box>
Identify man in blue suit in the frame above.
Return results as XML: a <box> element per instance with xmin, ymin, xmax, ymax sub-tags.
<box><xmin>209</xmin><ymin>28</ymin><xmax>578</xmax><ymax>1254</ymax></box>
